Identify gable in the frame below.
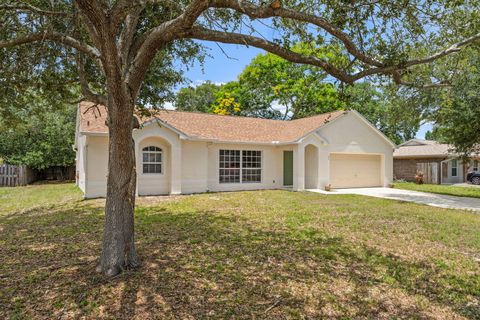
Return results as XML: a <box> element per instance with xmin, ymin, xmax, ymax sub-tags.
<box><xmin>315</xmin><ymin>111</ymin><xmax>395</xmax><ymax>149</ymax></box>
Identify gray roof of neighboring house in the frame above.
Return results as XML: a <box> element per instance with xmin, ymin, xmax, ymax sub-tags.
<box><xmin>393</xmin><ymin>139</ymin><xmax>451</xmax><ymax>158</ymax></box>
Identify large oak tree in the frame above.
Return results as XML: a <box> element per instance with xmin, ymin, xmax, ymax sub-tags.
<box><xmin>1</xmin><ymin>0</ymin><xmax>479</xmax><ymax>277</ymax></box>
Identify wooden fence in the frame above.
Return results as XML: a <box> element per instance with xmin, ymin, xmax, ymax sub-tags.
<box><xmin>416</xmin><ymin>162</ymin><xmax>439</xmax><ymax>184</ymax></box>
<box><xmin>0</xmin><ymin>164</ymin><xmax>35</xmax><ymax>187</ymax></box>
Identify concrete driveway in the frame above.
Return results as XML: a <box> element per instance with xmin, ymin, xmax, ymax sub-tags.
<box><xmin>308</xmin><ymin>187</ymin><xmax>480</xmax><ymax>212</ymax></box>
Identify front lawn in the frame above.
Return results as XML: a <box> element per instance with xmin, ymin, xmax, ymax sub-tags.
<box><xmin>394</xmin><ymin>181</ymin><xmax>480</xmax><ymax>199</ymax></box>
<box><xmin>1</xmin><ymin>184</ymin><xmax>479</xmax><ymax>319</ymax></box>
<box><xmin>0</xmin><ymin>182</ymin><xmax>82</xmax><ymax>215</ymax></box>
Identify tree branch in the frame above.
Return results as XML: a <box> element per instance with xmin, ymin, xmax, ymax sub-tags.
<box><xmin>185</xmin><ymin>26</ymin><xmax>355</xmax><ymax>83</ymax></box>
<box><xmin>350</xmin><ymin>32</ymin><xmax>480</xmax><ymax>81</ymax></box>
<box><xmin>126</xmin><ymin>0</ymin><xmax>210</xmax><ymax>97</ymax></box>
<box><xmin>76</xmin><ymin>53</ymin><xmax>108</xmax><ymax>105</ymax></box>
<box><xmin>0</xmin><ymin>31</ymin><xmax>100</xmax><ymax>59</ymax></box>
<box><xmin>118</xmin><ymin>5</ymin><xmax>145</xmax><ymax>74</ymax></box>
<box><xmin>209</xmin><ymin>0</ymin><xmax>384</xmax><ymax>67</ymax></box>
<box><xmin>391</xmin><ymin>70</ymin><xmax>451</xmax><ymax>89</ymax></box>
<box><xmin>110</xmin><ymin>0</ymin><xmax>143</xmax><ymax>29</ymax></box>
<box><xmin>208</xmin><ymin>0</ymin><xmax>480</xmax><ymax>85</ymax></box>
<box><xmin>402</xmin><ymin>32</ymin><xmax>480</xmax><ymax>67</ymax></box>
<box><xmin>0</xmin><ymin>3</ymin><xmax>68</xmax><ymax>16</ymax></box>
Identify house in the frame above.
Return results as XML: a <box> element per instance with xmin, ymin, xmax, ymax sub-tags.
<box><xmin>393</xmin><ymin>139</ymin><xmax>479</xmax><ymax>184</ymax></box>
<box><xmin>75</xmin><ymin>101</ymin><xmax>395</xmax><ymax>198</ymax></box>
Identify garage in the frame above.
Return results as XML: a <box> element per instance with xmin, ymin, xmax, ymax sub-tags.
<box><xmin>330</xmin><ymin>153</ymin><xmax>382</xmax><ymax>188</ymax></box>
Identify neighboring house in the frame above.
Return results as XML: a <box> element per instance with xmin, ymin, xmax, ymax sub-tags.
<box><xmin>75</xmin><ymin>101</ymin><xmax>395</xmax><ymax>198</ymax></box>
<box><xmin>393</xmin><ymin>139</ymin><xmax>479</xmax><ymax>184</ymax></box>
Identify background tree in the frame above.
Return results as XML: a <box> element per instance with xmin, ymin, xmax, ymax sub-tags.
<box><xmin>1</xmin><ymin>0</ymin><xmax>478</xmax><ymax>277</ymax></box>
<box><xmin>0</xmin><ymin>104</ymin><xmax>76</xmax><ymax>170</ymax></box>
<box><xmin>427</xmin><ymin>48</ymin><xmax>480</xmax><ymax>155</ymax></box>
<box><xmin>235</xmin><ymin>45</ymin><xmax>347</xmax><ymax>119</ymax></box>
<box><xmin>175</xmin><ymin>81</ymin><xmax>220</xmax><ymax>112</ymax></box>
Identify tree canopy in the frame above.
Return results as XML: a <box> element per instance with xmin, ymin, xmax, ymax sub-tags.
<box><xmin>0</xmin><ymin>102</ymin><xmax>76</xmax><ymax>170</ymax></box>
<box><xmin>175</xmin><ymin>81</ymin><xmax>220</xmax><ymax>113</ymax></box>
<box><xmin>424</xmin><ymin>47</ymin><xmax>480</xmax><ymax>155</ymax></box>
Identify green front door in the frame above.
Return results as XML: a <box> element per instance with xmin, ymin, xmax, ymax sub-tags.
<box><xmin>283</xmin><ymin>151</ymin><xmax>293</xmax><ymax>186</ymax></box>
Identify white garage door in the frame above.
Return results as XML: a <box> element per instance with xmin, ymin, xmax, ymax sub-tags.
<box><xmin>330</xmin><ymin>153</ymin><xmax>382</xmax><ymax>188</ymax></box>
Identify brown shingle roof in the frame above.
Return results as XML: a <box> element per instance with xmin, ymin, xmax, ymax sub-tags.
<box><xmin>78</xmin><ymin>101</ymin><xmax>346</xmax><ymax>144</ymax></box>
<box><xmin>394</xmin><ymin>139</ymin><xmax>451</xmax><ymax>158</ymax></box>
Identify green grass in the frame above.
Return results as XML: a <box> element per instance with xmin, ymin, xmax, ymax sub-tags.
<box><xmin>0</xmin><ymin>182</ymin><xmax>82</xmax><ymax>215</ymax></box>
<box><xmin>394</xmin><ymin>182</ymin><xmax>480</xmax><ymax>199</ymax></box>
<box><xmin>0</xmin><ymin>184</ymin><xmax>479</xmax><ymax>319</ymax></box>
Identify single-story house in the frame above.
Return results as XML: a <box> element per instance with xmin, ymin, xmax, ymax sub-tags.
<box><xmin>75</xmin><ymin>101</ymin><xmax>395</xmax><ymax>198</ymax></box>
<box><xmin>393</xmin><ymin>139</ymin><xmax>479</xmax><ymax>184</ymax></box>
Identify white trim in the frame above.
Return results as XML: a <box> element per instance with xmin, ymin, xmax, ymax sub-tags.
<box><xmin>294</xmin><ymin>111</ymin><xmax>348</xmax><ymax>143</ymax></box>
<box><xmin>451</xmin><ymin>159</ymin><xmax>458</xmax><ymax>177</ymax></box>
<box><xmin>142</xmin><ymin>118</ymin><xmax>190</xmax><ymax>139</ymax></box>
<box><xmin>298</xmin><ymin>131</ymin><xmax>329</xmax><ymax>145</ymax></box>
<box><xmin>141</xmin><ymin>146</ymin><xmax>164</xmax><ymax>175</ymax></box>
<box><xmin>218</xmin><ymin>148</ymin><xmax>263</xmax><ymax>185</ymax></box>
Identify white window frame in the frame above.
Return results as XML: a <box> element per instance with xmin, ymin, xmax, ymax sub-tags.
<box><xmin>219</xmin><ymin>149</ymin><xmax>241</xmax><ymax>184</ymax></box>
<box><xmin>473</xmin><ymin>160</ymin><xmax>478</xmax><ymax>172</ymax></box>
<box><xmin>219</xmin><ymin>149</ymin><xmax>262</xmax><ymax>184</ymax></box>
<box><xmin>451</xmin><ymin>159</ymin><xmax>458</xmax><ymax>177</ymax></box>
<box><xmin>142</xmin><ymin>146</ymin><xmax>163</xmax><ymax>174</ymax></box>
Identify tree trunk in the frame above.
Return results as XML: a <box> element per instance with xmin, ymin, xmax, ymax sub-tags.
<box><xmin>96</xmin><ymin>92</ymin><xmax>139</xmax><ymax>277</ymax></box>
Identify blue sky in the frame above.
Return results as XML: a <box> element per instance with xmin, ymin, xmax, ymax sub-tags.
<box><xmin>179</xmin><ymin>41</ymin><xmax>431</xmax><ymax>139</ymax></box>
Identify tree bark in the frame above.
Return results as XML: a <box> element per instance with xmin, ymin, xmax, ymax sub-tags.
<box><xmin>96</xmin><ymin>91</ymin><xmax>139</xmax><ymax>277</ymax></box>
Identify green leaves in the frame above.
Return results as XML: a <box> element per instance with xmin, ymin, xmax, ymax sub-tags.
<box><xmin>0</xmin><ymin>103</ymin><xmax>76</xmax><ymax>169</ymax></box>
<box><xmin>431</xmin><ymin>51</ymin><xmax>480</xmax><ymax>156</ymax></box>
<box><xmin>175</xmin><ymin>81</ymin><xmax>220</xmax><ymax>113</ymax></box>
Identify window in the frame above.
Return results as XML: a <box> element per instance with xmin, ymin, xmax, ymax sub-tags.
<box><xmin>142</xmin><ymin>146</ymin><xmax>162</xmax><ymax>174</ymax></box>
<box><xmin>451</xmin><ymin>159</ymin><xmax>457</xmax><ymax>177</ymax></box>
<box><xmin>219</xmin><ymin>149</ymin><xmax>262</xmax><ymax>183</ymax></box>
<box><xmin>242</xmin><ymin>150</ymin><xmax>262</xmax><ymax>183</ymax></box>
<box><xmin>473</xmin><ymin>160</ymin><xmax>478</xmax><ymax>172</ymax></box>
<box><xmin>219</xmin><ymin>150</ymin><xmax>240</xmax><ymax>183</ymax></box>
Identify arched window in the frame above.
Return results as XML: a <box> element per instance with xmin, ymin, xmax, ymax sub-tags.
<box><xmin>142</xmin><ymin>146</ymin><xmax>162</xmax><ymax>174</ymax></box>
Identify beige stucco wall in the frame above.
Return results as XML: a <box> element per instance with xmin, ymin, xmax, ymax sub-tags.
<box><xmin>206</xmin><ymin>143</ymin><xmax>286</xmax><ymax>192</ymax></box>
<box><xmin>75</xmin><ymin>134</ymin><xmax>87</xmax><ymax>193</ymax></box>
<box><xmin>85</xmin><ymin>135</ymin><xmax>109</xmax><ymax>198</ymax></box>
<box><xmin>181</xmin><ymin>140</ymin><xmax>208</xmax><ymax>193</ymax></box>
<box><xmin>133</xmin><ymin>123</ymin><xmax>181</xmax><ymax>196</ymax></box>
<box><xmin>137</xmin><ymin>136</ymin><xmax>171</xmax><ymax>195</ymax></box>
<box><xmin>304</xmin><ymin>144</ymin><xmax>319</xmax><ymax>189</ymax></box>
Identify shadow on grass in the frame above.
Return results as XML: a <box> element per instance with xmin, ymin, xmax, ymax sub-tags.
<box><xmin>1</xmin><ymin>203</ymin><xmax>478</xmax><ymax>319</ymax></box>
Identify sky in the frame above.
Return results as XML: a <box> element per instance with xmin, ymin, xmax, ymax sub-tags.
<box><xmin>176</xmin><ymin>40</ymin><xmax>431</xmax><ymax>140</ymax></box>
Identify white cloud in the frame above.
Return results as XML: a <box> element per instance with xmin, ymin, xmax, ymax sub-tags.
<box><xmin>191</xmin><ymin>80</ymin><xmax>226</xmax><ymax>87</ymax></box>
<box><xmin>163</xmin><ymin>102</ymin><xmax>175</xmax><ymax>110</ymax></box>
<box><xmin>271</xmin><ymin>101</ymin><xmax>293</xmax><ymax>118</ymax></box>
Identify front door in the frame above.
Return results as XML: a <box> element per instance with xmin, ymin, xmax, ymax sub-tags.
<box><xmin>283</xmin><ymin>151</ymin><xmax>293</xmax><ymax>186</ymax></box>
